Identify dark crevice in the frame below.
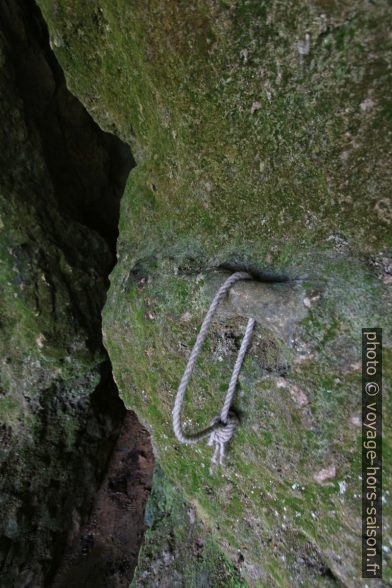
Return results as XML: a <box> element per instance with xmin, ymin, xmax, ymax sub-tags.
<box><xmin>0</xmin><ymin>0</ymin><xmax>134</xmax><ymax>256</ymax></box>
<box><xmin>50</xmin><ymin>405</ymin><xmax>154</xmax><ymax>588</ymax></box>
<box><xmin>218</xmin><ymin>262</ymin><xmax>289</xmax><ymax>283</ymax></box>
<box><xmin>0</xmin><ymin>1</ymin><xmax>153</xmax><ymax>587</ymax></box>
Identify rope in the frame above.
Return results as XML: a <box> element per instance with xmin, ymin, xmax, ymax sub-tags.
<box><xmin>172</xmin><ymin>272</ymin><xmax>255</xmax><ymax>464</ymax></box>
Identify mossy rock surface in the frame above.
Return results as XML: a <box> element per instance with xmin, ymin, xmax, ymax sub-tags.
<box><xmin>37</xmin><ymin>1</ymin><xmax>392</xmax><ymax>585</ymax></box>
<box><xmin>0</xmin><ymin>2</ymin><xmax>129</xmax><ymax>583</ymax></box>
<box><xmin>133</xmin><ymin>465</ymin><xmax>245</xmax><ymax>587</ymax></box>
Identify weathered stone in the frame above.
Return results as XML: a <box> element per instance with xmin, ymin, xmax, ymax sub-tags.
<box><xmin>205</xmin><ymin>271</ymin><xmax>309</xmax><ymax>343</ymax></box>
<box><xmin>35</xmin><ymin>1</ymin><xmax>392</xmax><ymax>585</ymax></box>
<box><xmin>0</xmin><ymin>1</ymin><xmax>135</xmax><ymax>584</ymax></box>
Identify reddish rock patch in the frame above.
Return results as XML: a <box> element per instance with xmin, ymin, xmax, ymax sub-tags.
<box><xmin>52</xmin><ymin>412</ymin><xmax>154</xmax><ymax>588</ymax></box>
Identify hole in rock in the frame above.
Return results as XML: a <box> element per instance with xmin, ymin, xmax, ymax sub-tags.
<box><xmin>218</xmin><ymin>262</ymin><xmax>289</xmax><ymax>283</ymax></box>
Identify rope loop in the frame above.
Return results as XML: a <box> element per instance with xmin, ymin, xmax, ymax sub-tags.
<box><xmin>172</xmin><ymin>271</ymin><xmax>255</xmax><ymax>464</ymax></box>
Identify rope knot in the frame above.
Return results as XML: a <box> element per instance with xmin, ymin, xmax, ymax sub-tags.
<box><xmin>172</xmin><ymin>272</ymin><xmax>255</xmax><ymax>470</ymax></box>
<box><xmin>207</xmin><ymin>412</ymin><xmax>239</xmax><ymax>465</ymax></box>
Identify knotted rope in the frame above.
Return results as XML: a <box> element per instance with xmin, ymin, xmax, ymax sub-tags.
<box><xmin>172</xmin><ymin>272</ymin><xmax>255</xmax><ymax>464</ymax></box>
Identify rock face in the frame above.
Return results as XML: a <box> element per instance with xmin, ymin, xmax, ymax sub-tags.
<box><xmin>24</xmin><ymin>0</ymin><xmax>392</xmax><ymax>585</ymax></box>
<box><xmin>132</xmin><ymin>465</ymin><xmax>245</xmax><ymax>587</ymax></box>
<box><xmin>0</xmin><ymin>1</ymin><xmax>140</xmax><ymax>585</ymax></box>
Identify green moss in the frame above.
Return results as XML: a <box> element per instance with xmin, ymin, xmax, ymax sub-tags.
<box><xmin>133</xmin><ymin>465</ymin><xmax>246</xmax><ymax>587</ymax></box>
<box><xmin>37</xmin><ymin>0</ymin><xmax>392</xmax><ymax>584</ymax></box>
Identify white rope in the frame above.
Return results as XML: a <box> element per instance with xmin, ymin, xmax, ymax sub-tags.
<box><xmin>172</xmin><ymin>272</ymin><xmax>255</xmax><ymax>464</ymax></box>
